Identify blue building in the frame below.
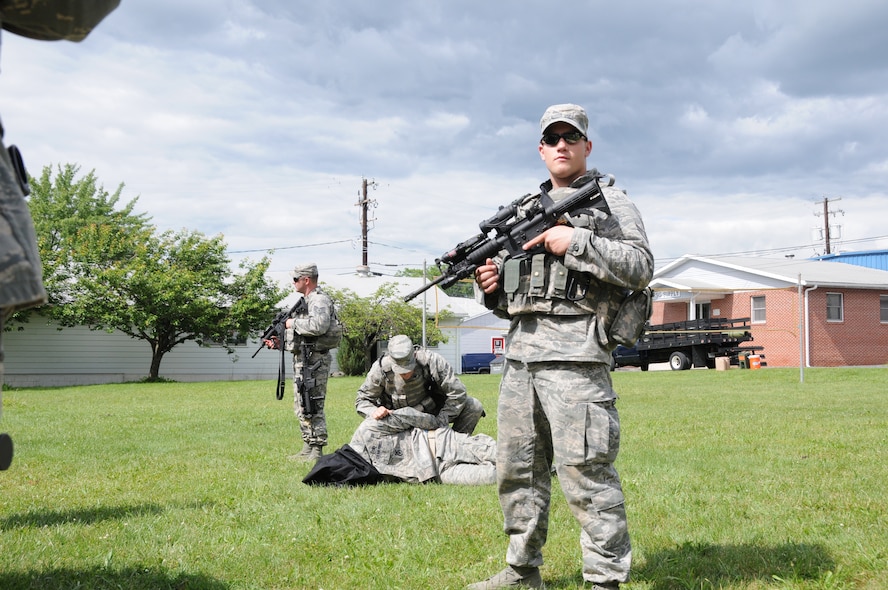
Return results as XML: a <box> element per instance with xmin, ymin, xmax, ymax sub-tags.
<box><xmin>814</xmin><ymin>249</ymin><xmax>888</xmax><ymax>272</ymax></box>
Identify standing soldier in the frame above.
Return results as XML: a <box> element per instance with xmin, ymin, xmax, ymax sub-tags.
<box><xmin>283</xmin><ymin>263</ymin><xmax>341</xmax><ymax>462</ymax></box>
<box><xmin>469</xmin><ymin>104</ymin><xmax>653</xmax><ymax>590</ymax></box>
<box><xmin>1</xmin><ymin>0</ymin><xmax>121</xmax><ymax>470</ymax></box>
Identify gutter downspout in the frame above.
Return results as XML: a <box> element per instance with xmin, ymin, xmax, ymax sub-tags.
<box><xmin>804</xmin><ymin>284</ymin><xmax>819</xmax><ymax>367</ymax></box>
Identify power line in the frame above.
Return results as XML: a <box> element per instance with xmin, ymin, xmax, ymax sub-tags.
<box><xmin>228</xmin><ymin>238</ymin><xmax>354</xmax><ymax>254</ymax></box>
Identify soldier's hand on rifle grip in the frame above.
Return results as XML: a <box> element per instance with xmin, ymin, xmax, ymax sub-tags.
<box><xmin>264</xmin><ymin>336</ymin><xmax>281</xmax><ymax>350</ymax></box>
<box><xmin>523</xmin><ymin>225</ymin><xmax>574</xmax><ymax>256</ymax></box>
<box><xmin>475</xmin><ymin>258</ymin><xmax>500</xmax><ymax>295</ymax></box>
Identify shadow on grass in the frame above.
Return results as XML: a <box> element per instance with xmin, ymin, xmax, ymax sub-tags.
<box><xmin>547</xmin><ymin>541</ymin><xmax>834</xmax><ymax>589</ymax></box>
<box><xmin>0</xmin><ymin>566</ymin><xmax>228</xmax><ymax>590</ymax></box>
<box><xmin>0</xmin><ymin>503</ymin><xmax>164</xmax><ymax>529</ymax></box>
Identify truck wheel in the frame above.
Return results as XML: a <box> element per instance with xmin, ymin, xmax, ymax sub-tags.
<box><xmin>669</xmin><ymin>351</ymin><xmax>690</xmax><ymax>371</ymax></box>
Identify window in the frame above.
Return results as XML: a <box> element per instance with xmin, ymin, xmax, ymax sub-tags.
<box><xmin>882</xmin><ymin>295</ymin><xmax>888</xmax><ymax>323</ymax></box>
<box><xmin>695</xmin><ymin>302</ymin><xmax>711</xmax><ymax>320</ymax></box>
<box><xmin>826</xmin><ymin>293</ymin><xmax>843</xmax><ymax>322</ymax></box>
<box><xmin>751</xmin><ymin>296</ymin><xmax>766</xmax><ymax>323</ymax></box>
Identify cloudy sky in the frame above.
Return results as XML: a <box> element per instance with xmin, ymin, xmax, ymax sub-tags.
<box><xmin>3</xmin><ymin>0</ymin><xmax>887</xmax><ymax>283</ymax></box>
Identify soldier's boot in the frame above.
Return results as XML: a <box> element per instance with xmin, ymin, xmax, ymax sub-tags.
<box><xmin>305</xmin><ymin>445</ymin><xmax>324</xmax><ymax>461</ymax></box>
<box><xmin>289</xmin><ymin>443</ymin><xmax>314</xmax><ymax>461</ymax></box>
<box><xmin>292</xmin><ymin>444</ymin><xmax>324</xmax><ymax>462</ymax></box>
<box><xmin>466</xmin><ymin>565</ymin><xmax>545</xmax><ymax>590</ymax></box>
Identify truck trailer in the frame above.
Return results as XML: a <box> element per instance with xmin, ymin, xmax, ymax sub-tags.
<box><xmin>612</xmin><ymin>316</ymin><xmax>764</xmax><ymax>371</ymax></box>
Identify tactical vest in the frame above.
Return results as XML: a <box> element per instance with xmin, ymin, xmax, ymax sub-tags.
<box><xmin>376</xmin><ymin>351</ymin><xmax>446</xmax><ymax>414</ymax></box>
<box><xmin>498</xmin><ymin>173</ymin><xmax>652</xmax><ymax>348</ymax></box>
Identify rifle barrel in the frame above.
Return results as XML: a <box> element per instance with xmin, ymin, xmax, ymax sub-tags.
<box><xmin>403</xmin><ymin>272</ymin><xmax>448</xmax><ymax>302</ymax></box>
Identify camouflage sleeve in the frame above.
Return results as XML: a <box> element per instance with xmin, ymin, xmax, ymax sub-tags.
<box><xmin>1</xmin><ymin>144</ymin><xmax>47</xmax><ymax>313</ymax></box>
<box><xmin>355</xmin><ymin>363</ymin><xmax>387</xmax><ymax>417</ymax></box>
<box><xmin>1</xmin><ymin>0</ymin><xmax>120</xmax><ymax>41</ymax></box>
<box><xmin>563</xmin><ymin>186</ymin><xmax>653</xmax><ymax>291</ymax></box>
<box><xmin>428</xmin><ymin>353</ymin><xmax>467</xmax><ymax>422</ymax></box>
<box><xmin>290</xmin><ymin>291</ymin><xmax>332</xmax><ymax>337</ymax></box>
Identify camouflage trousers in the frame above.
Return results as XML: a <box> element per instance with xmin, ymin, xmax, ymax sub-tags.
<box><xmin>496</xmin><ymin>358</ymin><xmax>631</xmax><ymax>585</ymax></box>
<box><xmin>436</xmin><ymin>427</ymin><xmax>497</xmax><ymax>485</ymax></box>
<box><xmin>293</xmin><ymin>349</ymin><xmax>331</xmax><ymax>447</ymax></box>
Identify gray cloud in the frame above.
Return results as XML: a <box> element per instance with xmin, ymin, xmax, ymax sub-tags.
<box><xmin>3</xmin><ymin>0</ymin><xmax>886</xmax><ymax>280</ymax></box>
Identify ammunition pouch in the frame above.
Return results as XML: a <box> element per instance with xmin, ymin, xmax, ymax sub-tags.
<box><xmin>502</xmin><ymin>254</ymin><xmax>591</xmax><ymax>305</ymax></box>
<box><xmin>605</xmin><ymin>287</ymin><xmax>652</xmax><ymax>347</ymax></box>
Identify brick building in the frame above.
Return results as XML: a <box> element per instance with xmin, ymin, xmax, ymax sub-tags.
<box><xmin>649</xmin><ymin>255</ymin><xmax>888</xmax><ymax>367</ymax></box>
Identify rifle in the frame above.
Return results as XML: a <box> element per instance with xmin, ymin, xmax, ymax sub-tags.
<box><xmin>252</xmin><ymin>298</ymin><xmax>307</xmax><ymax>399</ymax></box>
<box><xmin>403</xmin><ymin>173</ymin><xmax>609</xmax><ymax>302</ymax></box>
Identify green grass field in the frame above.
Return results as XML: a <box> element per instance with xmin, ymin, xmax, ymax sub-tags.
<box><xmin>1</xmin><ymin>368</ymin><xmax>886</xmax><ymax>589</ymax></box>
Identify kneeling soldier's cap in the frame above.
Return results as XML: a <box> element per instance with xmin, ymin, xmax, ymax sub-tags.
<box><xmin>387</xmin><ymin>335</ymin><xmax>416</xmax><ymax>374</ymax></box>
<box><xmin>291</xmin><ymin>263</ymin><xmax>318</xmax><ymax>279</ymax></box>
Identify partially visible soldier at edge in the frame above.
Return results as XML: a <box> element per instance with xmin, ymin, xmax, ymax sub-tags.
<box><xmin>0</xmin><ymin>0</ymin><xmax>121</xmax><ymax>470</ymax></box>
<box><xmin>265</xmin><ymin>263</ymin><xmax>340</xmax><ymax>462</ymax></box>
<box><xmin>468</xmin><ymin>104</ymin><xmax>654</xmax><ymax>590</ymax></box>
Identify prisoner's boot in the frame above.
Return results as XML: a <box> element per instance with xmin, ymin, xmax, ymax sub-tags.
<box><xmin>466</xmin><ymin>565</ymin><xmax>545</xmax><ymax>590</ymax></box>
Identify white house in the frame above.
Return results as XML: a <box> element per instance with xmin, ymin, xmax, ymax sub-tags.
<box><xmin>2</xmin><ymin>271</ymin><xmax>508</xmax><ymax>387</ymax></box>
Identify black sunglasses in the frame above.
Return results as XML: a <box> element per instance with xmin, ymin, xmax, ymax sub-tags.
<box><xmin>540</xmin><ymin>131</ymin><xmax>586</xmax><ymax>146</ymax></box>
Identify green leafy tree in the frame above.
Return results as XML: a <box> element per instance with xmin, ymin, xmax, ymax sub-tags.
<box><xmin>396</xmin><ymin>266</ymin><xmax>474</xmax><ymax>298</ymax></box>
<box><xmin>326</xmin><ymin>283</ymin><xmax>451</xmax><ymax>375</ymax></box>
<box><xmin>26</xmin><ymin>164</ymin><xmax>151</xmax><ymax>309</ymax></box>
<box><xmin>23</xmin><ymin>164</ymin><xmax>288</xmax><ymax>380</ymax></box>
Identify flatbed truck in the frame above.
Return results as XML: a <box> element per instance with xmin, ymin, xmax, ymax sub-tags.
<box><xmin>612</xmin><ymin>317</ymin><xmax>764</xmax><ymax>371</ymax></box>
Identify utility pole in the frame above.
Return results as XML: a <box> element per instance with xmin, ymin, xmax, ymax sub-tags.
<box><xmin>814</xmin><ymin>197</ymin><xmax>844</xmax><ymax>254</ymax></box>
<box><xmin>356</xmin><ymin>177</ymin><xmax>377</xmax><ymax>270</ymax></box>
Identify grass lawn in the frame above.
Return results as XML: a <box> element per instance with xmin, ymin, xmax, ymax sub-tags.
<box><xmin>1</xmin><ymin>367</ymin><xmax>886</xmax><ymax>589</ymax></box>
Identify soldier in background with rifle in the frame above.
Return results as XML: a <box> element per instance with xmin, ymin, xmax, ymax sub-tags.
<box><xmin>262</xmin><ymin>263</ymin><xmax>341</xmax><ymax>462</ymax></box>
<box><xmin>1</xmin><ymin>0</ymin><xmax>120</xmax><ymax>471</ymax></box>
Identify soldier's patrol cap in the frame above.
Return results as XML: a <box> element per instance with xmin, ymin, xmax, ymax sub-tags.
<box><xmin>540</xmin><ymin>103</ymin><xmax>589</xmax><ymax>137</ymax></box>
<box><xmin>290</xmin><ymin>263</ymin><xmax>319</xmax><ymax>279</ymax></box>
<box><xmin>387</xmin><ymin>335</ymin><xmax>416</xmax><ymax>374</ymax></box>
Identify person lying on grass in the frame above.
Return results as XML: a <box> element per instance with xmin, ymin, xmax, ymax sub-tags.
<box><xmin>349</xmin><ymin>407</ymin><xmax>496</xmax><ymax>485</ymax></box>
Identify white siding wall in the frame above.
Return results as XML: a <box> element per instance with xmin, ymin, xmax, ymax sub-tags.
<box><xmin>2</xmin><ymin>297</ymin><xmax>506</xmax><ymax>386</ymax></box>
<box><xmin>2</xmin><ymin>317</ymin><xmax>316</xmax><ymax>387</ymax></box>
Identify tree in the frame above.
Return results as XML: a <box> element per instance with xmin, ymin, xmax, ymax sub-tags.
<box><xmin>326</xmin><ymin>283</ymin><xmax>451</xmax><ymax>376</ymax></box>
<box><xmin>22</xmin><ymin>164</ymin><xmax>288</xmax><ymax>380</ymax></box>
<box><xmin>26</xmin><ymin>163</ymin><xmax>151</xmax><ymax>310</ymax></box>
<box><xmin>395</xmin><ymin>266</ymin><xmax>474</xmax><ymax>298</ymax></box>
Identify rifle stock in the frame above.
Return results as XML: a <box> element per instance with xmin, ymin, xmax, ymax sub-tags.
<box><xmin>403</xmin><ymin>176</ymin><xmax>605</xmax><ymax>302</ymax></box>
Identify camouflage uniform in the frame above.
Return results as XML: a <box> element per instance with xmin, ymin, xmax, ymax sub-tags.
<box><xmin>285</xmin><ymin>281</ymin><xmax>339</xmax><ymax>450</ymax></box>
<box><xmin>356</xmin><ymin>335</ymin><xmax>485</xmax><ymax>435</ymax></box>
<box><xmin>1</xmin><ymin>0</ymin><xmax>119</xmax><ymax>468</ymax></box>
<box><xmin>349</xmin><ymin>407</ymin><xmax>496</xmax><ymax>485</ymax></box>
<box><xmin>479</xmin><ymin>165</ymin><xmax>653</xmax><ymax>582</ymax></box>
